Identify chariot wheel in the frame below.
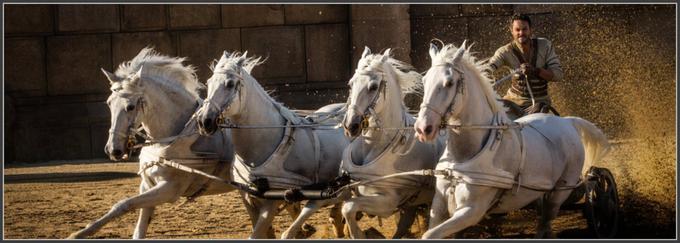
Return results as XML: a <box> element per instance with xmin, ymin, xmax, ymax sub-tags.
<box><xmin>582</xmin><ymin>166</ymin><xmax>620</xmax><ymax>238</ymax></box>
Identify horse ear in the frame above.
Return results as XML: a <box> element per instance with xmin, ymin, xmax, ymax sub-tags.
<box><xmin>453</xmin><ymin>43</ymin><xmax>466</xmax><ymax>62</ymax></box>
<box><xmin>129</xmin><ymin>65</ymin><xmax>144</xmax><ymax>86</ymax></box>
<box><xmin>101</xmin><ymin>68</ymin><xmax>121</xmax><ymax>84</ymax></box>
<box><xmin>429</xmin><ymin>43</ymin><xmax>439</xmax><ymax>60</ymax></box>
<box><xmin>361</xmin><ymin>46</ymin><xmax>371</xmax><ymax>59</ymax></box>
<box><xmin>380</xmin><ymin>48</ymin><xmax>391</xmax><ymax>62</ymax></box>
<box><xmin>242</xmin><ymin>51</ymin><xmax>248</xmax><ymax>58</ymax></box>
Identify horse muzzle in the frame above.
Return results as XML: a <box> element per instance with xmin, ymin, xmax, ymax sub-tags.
<box><xmin>342</xmin><ymin>115</ymin><xmax>363</xmax><ymax>138</ymax></box>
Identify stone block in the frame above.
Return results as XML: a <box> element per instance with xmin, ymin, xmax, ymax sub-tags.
<box><xmin>121</xmin><ymin>4</ymin><xmax>167</xmax><ymax>31</ymax></box>
<box><xmin>461</xmin><ymin>4</ymin><xmax>513</xmax><ymax>16</ymax></box>
<box><xmin>57</xmin><ymin>5</ymin><xmax>120</xmax><ymax>33</ymax></box>
<box><xmin>112</xmin><ymin>31</ymin><xmax>177</xmax><ymax>69</ymax></box>
<box><xmin>512</xmin><ymin>4</ymin><xmax>576</xmax><ymax>14</ymax></box>
<box><xmin>410</xmin><ymin>4</ymin><xmax>462</xmax><ymax>17</ymax></box>
<box><xmin>169</xmin><ymin>5</ymin><xmax>221</xmax><ymax>29</ymax></box>
<box><xmin>305</xmin><ymin>24</ymin><xmax>350</xmax><ymax>83</ymax></box>
<box><xmin>90</xmin><ymin>123</ymin><xmax>110</xmax><ymax>159</ymax></box>
<box><xmin>222</xmin><ymin>4</ymin><xmax>285</xmax><ymax>28</ymax></box>
<box><xmin>410</xmin><ymin>17</ymin><xmax>468</xmax><ymax>71</ymax></box>
<box><xmin>351</xmin><ymin>4</ymin><xmax>410</xmax><ymax>21</ymax></box>
<box><xmin>4</xmin><ymin>5</ymin><xmax>54</xmax><ymax>35</ymax></box>
<box><xmin>13</xmin><ymin>126</ymin><xmax>91</xmax><ymax>162</ymax></box>
<box><xmin>5</xmin><ymin>37</ymin><xmax>47</xmax><ymax>97</ymax></box>
<box><xmin>351</xmin><ymin>19</ymin><xmax>411</xmax><ymax>69</ymax></box>
<box><xmin>467</xmin><ymin>16</ymin><xmax>511</xmax><ymax>59</ymax></box>
<box><xmin>242</xmin><ymin>26</ymin><xmax>306</xmax><ymax>84</ymax></box>
<box><xmin>285</xmin><ymin>5</ymin><xmax>348</xmax><ymax>24</ymax></box>
<box><xmin>179</xmin><ymin>29</ymin><xmax>241</xmax><ymax>82</ymax></box>
<box><xmin>46</xmin><ymin>35</ymin><xmax>112</xmax><ymax>96</ymax></box>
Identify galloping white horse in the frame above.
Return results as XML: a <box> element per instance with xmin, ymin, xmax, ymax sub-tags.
<box><xmin>413</xmin><ymin>42</ymin><xmax>610</xmax><ymax>238</ymax></box>
<box><xmin>194</xmin><ymin>51</ymin><xmax>350</xmax><ymax>239</ymax></box>
<box><xmin>68</xmin><ymin>48</ymin><xmax>300</xmax><ymax>238</ymax></box>
<box><xmin>340</xmin><ymin>47</ymin><xmax>446</xmax><ymax>238</ymax></box>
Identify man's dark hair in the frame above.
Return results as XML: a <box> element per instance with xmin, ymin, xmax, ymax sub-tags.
<box><xmin>510</xmin><ymin>13</ymin><xmax>532</xmax><ymax>27</ymax></box>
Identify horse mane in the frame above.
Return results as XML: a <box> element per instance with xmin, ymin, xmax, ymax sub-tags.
<box><xmin>114</xmin><ymin>47</ymin><xmax>203</xmax><ymax>100</ymax></box>
<box><xmin>357</xmin><ymin>53</ymin><xmax>423</xmax><ymax>96</ymax></box>
<box><xmin>212</xmin><ymin>51</ymin><xmax>300</xmax><ymax>121</ymax></box>
<box><xmin>433</xmin><ymin>42</ymin><xmax>507</xmax><ymax>114</ymax></box>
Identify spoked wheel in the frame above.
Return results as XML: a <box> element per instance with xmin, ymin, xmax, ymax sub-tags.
<box><xmin>582</xmin><ymin>166</ymin><xmax>620</xmax><ymax>238</ymax></box>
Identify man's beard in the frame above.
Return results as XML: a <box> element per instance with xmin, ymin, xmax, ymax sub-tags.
<box><xmin>516</xmin><ymin>36</ymin><xmax>530</xmax><ymax>44</ymax></box>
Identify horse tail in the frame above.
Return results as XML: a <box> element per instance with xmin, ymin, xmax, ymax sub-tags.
<box><xmin>569</xmin><ymin>117</ymin><xmax>611</xmax><ymax>175</ymax></box>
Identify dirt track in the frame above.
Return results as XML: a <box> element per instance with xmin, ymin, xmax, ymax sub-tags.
<box><xmin>4</xmin><ymin>137</ymin><xmax>675</xmax><ymax>239</ymax></box>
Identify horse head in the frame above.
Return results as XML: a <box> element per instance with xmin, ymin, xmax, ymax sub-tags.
<box><xmin>415</xmin><ymin>41</ymin><xmax>469</xmax><ymax>142</ymax></box>
<box><xmin>197</xmin><ymin>51</ymin><xmax>263</xmax><ymax>135</ymax></box>
<box><xmin>102</xmin><ymin>65</ymin><xmax>146</xmax><ymax>161</ymax></box>
<box><xmin>342</xmin><ymin>47</ymin><xmax>392</xmax><ymax>138</ymax></box>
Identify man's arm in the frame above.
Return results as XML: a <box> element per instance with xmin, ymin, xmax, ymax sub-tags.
<box><xmin>537</xmin><ymin>40</ymin><xmax>564</xmax><ymax>82</ymax></box>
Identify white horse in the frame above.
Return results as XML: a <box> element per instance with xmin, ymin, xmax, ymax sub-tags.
<box><xmin>194</xmin><ymin>51</ymin><xmax>350</xmax><ymax>239</ymax></box>
<box><xmin>68</xmin><ymin>48</ymin><xmax>297</xmax><ymax>239</ymax></box>
<box><xmin>340</xmin><ymin>47</ymin><xmax>446</xmax><ymax>238</ymax></box>
<box><xmin>413</xmin><ymin>42</ymin><xmax>611</xmax><ymax>239</ymax></box>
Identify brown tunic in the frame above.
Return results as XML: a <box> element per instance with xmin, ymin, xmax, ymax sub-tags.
<box><xmin>486</xmin><ymin>37</ymin><xmax>564</xmax><ymax>107</ymax></box>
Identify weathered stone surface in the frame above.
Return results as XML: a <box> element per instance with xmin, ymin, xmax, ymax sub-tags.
<box><xmin>169</xmin><ymin>5</ymin><xmax>221</xmax><ymax>29</ymax></box>
<box><xmin>242</xmin><ymin>26</ymin><xmax>306</xmax><ymax>84</ymax></box>
<box><xmin>512</xmin><ymin>4</ymin><xmax>576</xmax><ymax>14</ymax></box>
<box><xmin>112</xmin><ymin>31</ymin><xmax>177</xmax><ymax>68</ymax></box>
<box><xmin>467</xmin><ymin>16</ymin><xmax>510</xmax><ymax>59</ymax></box>
<box><xmin>5</xmin><ymin>5</ymin><xmax>54</xmax><ymax>35</ymax></box>
<box><xmin>351</xmin><ymin>19</ymin><xmax>411</xmax><ymax>69</ymax></box>
<box><xmin>410</xmin><ymin>4</ymin><xmax>462</xmax><ymax>17</ymax></box>
<box><xmin>57</xmin><ymin>5</ymin><xmax>120</xmax><ymax>33</ymax></box>
<box><xmin>351</xmin><ymin>4</ymin><xmax>409</xmax><ymax>20</ymax></box>
<box><xmin>285</xmin><ymin>5</ymin><xmax>348</xmax><ymax>24</ymax></box>
<box><xmin>461</xmin><ymin>4</ymin><xmax>513</xmax><ymax>16</ymax></box>
<box><xmin>13</xmin><ymin>126</ymin><xmax>91</xmax><ymax>162</ymax></box>
<box><xmin>5</xmin><ymin>37</ymin><xmax>47</xmax><ymax>97</ymax></box>
<box><xmin>222</xmin><ymin>4</ymin><xmax>285</xmax><ymax>28</ymax></box>
<box><xmin>410</xmin><ymin>17</ymin><xmax>468</xmax><ymax>71</ymax></box>
<box><xmin>305</xmin><ymin>24</ymin><xmax>350</xmax><ymax>83</ymax></box>
<box><xmin>46</xmin><ymin>35</ymin><xmax>111</xmax><ymax>95</ymax></box>
<box><xmin>121</xmin><ymin>5</ymin><xmax>167</xmax><ymax>31</ymax></box>
<box><xmin>90</xmin><ymin>123</ymin><xmax>110</xmax><ymax>159</ymax></box>
<box><xmin>179</xmin><ymin>29</ymin><xmax>241</xmax><ymax>82</ymax></box>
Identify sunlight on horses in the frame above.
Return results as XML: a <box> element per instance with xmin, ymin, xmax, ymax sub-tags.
<box><xmin>414</xmin><ymin>41</ymin><xmax>610</xmax><ymax>239</ymax></box>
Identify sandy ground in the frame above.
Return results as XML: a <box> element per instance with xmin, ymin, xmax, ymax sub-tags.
<box><xmin>3</xmin><ymin>137</ymin><xmax>675</xmax><ymax>239</ymax></box>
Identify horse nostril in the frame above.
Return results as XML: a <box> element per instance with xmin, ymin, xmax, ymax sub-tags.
<box><xmin>424</xmin><ymin>125</ymin><xmax>433</xmax><ymax>135</ymax></box>
<box><xmin>415</xmin><ymin>127</ymin><xmax>423</xmax><ymax>135</ymax></box>
<box><xmin>203</xmin><ymin>118</ymin><xmax>213</xmax><ymax>129</ymax></box>
<box><xmin>349</xmin><ymin>123</ymin><xmax>359</xmax><ymax>132</ymax></box>
<box><xmin>112</xmin><ymin>149</ymin><xmax>123</xmax><ymax>157</ymax></box>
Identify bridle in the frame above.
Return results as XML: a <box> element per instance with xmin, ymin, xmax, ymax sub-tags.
<box><xmin>202</xmin><ymin>70</ymin><xmax>245</xmax><ymax>127</ymax></box>
<box><xmin>419</xmin><ymin>62</ymin><xmax>466</xmax><ymax>129</ymax></box>
<box><xmin>107</xmin><ymin>91</ymin><xmax>146</xmax><ymax>151</ymax></box>
<box><xmin>345</xmin><ymin>70</ymin><xmax>387</xmax><ymax>134</ymax></box>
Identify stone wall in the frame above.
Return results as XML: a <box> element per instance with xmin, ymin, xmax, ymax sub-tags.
<box><xmin>4</xmin><ymin>4</ymin><xmax>675</xmax><ymax>162</ymax></box>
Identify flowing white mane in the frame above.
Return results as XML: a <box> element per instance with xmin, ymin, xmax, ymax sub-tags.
<box><xmin>433</xmin><ymin>43</ymin><xmax>506</xmax><ymax>113</ymax></box>
<box><xmin>356</xmin><ymin>52</ymin><xmax>423</xmax><ymax>95</ymax></box>
<box><xmin>212</xmin><ymin>51</ymin><xmax>300</xmax><ymax>121</ymax></box>
<box><xmin>114</xmin><ymin>47</ymin><xmax>202</xmax><ymax>100</ymax></box>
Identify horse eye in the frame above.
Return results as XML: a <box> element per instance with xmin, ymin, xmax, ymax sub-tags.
<box><xmin>126</xmin><ymin>104</ymin><xmax>135</xmax><ymax>111</ymax></box>
<box><xmin>443</xmin><ymin>77</ymin><xmax>454</xmax><ymax>88</ymax></box>
<box><xmin>368</xmin><ymin>83</ymin><xmax>378</xmax><ymax>92</ymax></box>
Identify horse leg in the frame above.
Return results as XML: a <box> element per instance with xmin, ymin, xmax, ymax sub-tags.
<box><xmin>68</xmin><ymin>181</ymin><xmax>181</xmax><ymax>239</ymax></box>
<box><xmin>429</xmin><ymin>179</ymin><xmax>452</xmax><ymax>230</ymax></box>
<box><xmin>239</xmin><ymin>192</ymin><xmax>277</xmax><ymax>237</ymax></box>
<box><xmin>250</xmin><ymin>200</ymin><xmax>282</xmax><ymax>239</ymax></box>
<box><xmin>133</xmin><ymin>181</ymin><xmax>154</xmax><ymax>239</ymax></box>
<box><xmin>329</xmin><ymin>202</ymin><xmax>345</xmax><ymax>238</ymax></box>
<box><xmin>535</xmin><ymin>190</ymin><xmax>571</xmax><ymax>238</ymax></box>
<box><xmin>421</xmin><ymin>186</ymin><xmax>497</xmax><ymax>239</ymax></box>
<box><xmin>392</xmin><ymin>206</ymin><xmax>417</xmax><ymax>238</ymax></box>
<box><xmin>342</xmin><ymin>195</ymin><xmax>400</xmax><ymax>239</ymax></box>
<box><xmin>281</xmin><ymin>199</ymin><xmax>329</xmax><ymax>239</ymax></box>
<box><xmin>282</xmin><ymin>202</ymin><xmax>317</xmax><ymax>238</ymax></box>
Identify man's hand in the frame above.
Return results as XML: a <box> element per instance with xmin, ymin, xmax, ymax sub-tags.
<box><xmin>520</xmin><ymin>63</ymin><xmax>540</xmax><ymax>79</ymax></box>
